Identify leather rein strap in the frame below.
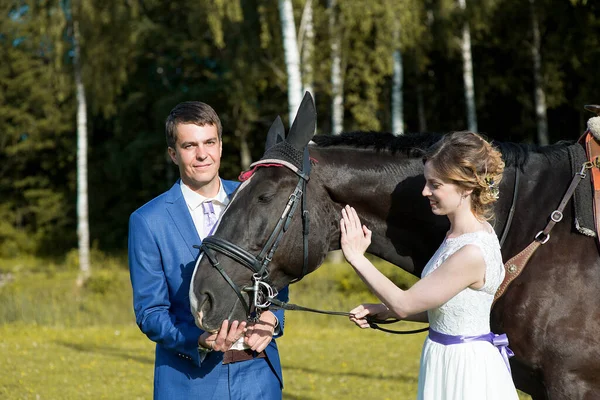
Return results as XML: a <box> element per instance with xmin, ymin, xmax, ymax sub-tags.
<box><xmin>493</xmin><ymin>150</ymin><xmax>600</xmax><ymax>305</ymax></box>
<box><xmin>268</xmin><ymin>297</ymin><xmax>429</xmax><ymax>335</ymax></box>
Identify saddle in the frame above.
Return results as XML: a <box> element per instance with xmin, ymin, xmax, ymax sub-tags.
<box><xmin>581</xmin><ymin>110</ymin><xmax>600</xmax><ymax>245</ymax></box>
<box><xmin>493</xmin><ymin>106</ymin><xmax>600</xmax><ymax>304</ymax></box>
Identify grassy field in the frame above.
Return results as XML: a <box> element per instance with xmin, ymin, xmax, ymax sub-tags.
<box><xmin>0</xmin><ymin>255</ymin><xmax>531</xmax><ymax>399</ymax></box>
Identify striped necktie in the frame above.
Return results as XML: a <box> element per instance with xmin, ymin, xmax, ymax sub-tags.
<box><xmin>202</xmin><ymin>200</ymin><xmax>217</xmax><ymax>237</ymax></box>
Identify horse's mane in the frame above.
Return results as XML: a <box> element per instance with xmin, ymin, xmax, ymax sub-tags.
<box><xmin>311</xmin><ymin>131</ymin><xmax>575</xmax><ymax>169</ymax></box>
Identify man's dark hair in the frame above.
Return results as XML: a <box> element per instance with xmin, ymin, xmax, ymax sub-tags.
<box><xmin>165</xmin><ymin>101</ymin><xmax>223</xmax><ymax>148</ymax></box>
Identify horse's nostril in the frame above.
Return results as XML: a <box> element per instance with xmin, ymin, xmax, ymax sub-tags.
<box><xmin>192</xmin><ymin>292</ymin><xmax>212</xmax><ymax>330</ymax></box>
<box><xmin>195</xmin><ymin>293</ymin><xmax>209</xmax><ymax>310</ymax></box>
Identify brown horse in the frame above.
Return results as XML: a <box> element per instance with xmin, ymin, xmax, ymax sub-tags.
<box><xmin>190</xmin><ymin>94</ymin><xmax>600</xmax><ymax>399</ymax></box>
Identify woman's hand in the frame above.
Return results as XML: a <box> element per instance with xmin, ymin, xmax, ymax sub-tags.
<box><xmin>349</xmin><ymin>303</ymin><xmax>391</xmax><ymax>329</ymax></box>
<box><xmin>340</xmin><ymin>205</ymin><xmax>372</xmax><ymax>264</ymax></box>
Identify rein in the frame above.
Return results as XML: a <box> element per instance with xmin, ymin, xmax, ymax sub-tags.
<box><xmin>268</xmin><ymin>297</ymin><xmax>429</xmax><ymax>334</ymax></box>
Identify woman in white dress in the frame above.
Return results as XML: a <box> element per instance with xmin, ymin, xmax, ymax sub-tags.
<box><xmin>340</xmin><ymin>131</ymin><xmax>519</xmax><ymax>400</ymax></box>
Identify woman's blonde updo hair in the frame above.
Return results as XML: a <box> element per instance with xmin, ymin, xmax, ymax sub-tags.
<box><xmin>423</xmin><ymin>131</ymin><xmax>505</xmax><ymax>221</ymax></box>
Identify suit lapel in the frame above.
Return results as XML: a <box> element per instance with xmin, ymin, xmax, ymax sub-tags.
<box><xmin>165</xmin><ymin>179</ymin><xmax>240</xmax><ymax>258</ymax></box>
<box><xmin>165</xmin><ymin>181</ymin><xmax>201</xmax><ymax>258</ymax></box>
<box><xmin>222</xmin><ymin>179</ymin><xmax>240</xmax><ymax>197</ymax></box>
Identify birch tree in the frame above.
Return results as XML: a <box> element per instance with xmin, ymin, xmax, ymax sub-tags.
<box><xmin>391</xmin><ymin>0</ymin><xmax>428</xmax><ymax>134</ymax></box>
<box><xmin>59</xmin><ymin>1</ymin><xmax>90</xmax><ymax>286</ymax></box>
<box><xmin>72</xmin><ymin>18</ymin><xmax>90</xmax><ymax>287</ymax></box>
<box><xmin>299</xmin><ymin>0</ymin><xmax>314</xmax><ymax>98</ymax></box>
<box><xmin>278</xmin><ymin>0</ymin><xmax>303</xmax><ymax>125</ymax></box>
<box><xmin>457</xmin><ymin>0</ymin><xmax>478</xmax><ymax>132</ymax></box>
<box><xmin>328</xmin><ymin>0</ymin><xmax>344</xmax><ymax>135</ymax></box>
<box><xmin>416</xmin><ymin>6</ymin><xmax>435</xmax><ymax>133</ymax></box>
<box><xmin>529</xmin><ymin>0</ymin><xmax>549</xmax><ymax>145</ymax></box>
<box><xmin>391</xmin><ymin>22</ymin><xmax>404</xmax><ymax>135</ymax></box>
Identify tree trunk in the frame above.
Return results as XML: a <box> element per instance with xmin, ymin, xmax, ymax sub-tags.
<box><xmin>299</xmin><ymin>0</ymin><xmax>314</xmax><ymax>99</ymax></box>
<box><xmin>417</xmin><ymin>79</ymin><xmax>427</xmax><ymax>132</ymax></box>
<box><xmin>327</xmin><ymin>0</ymin><xmax>345</xmax><ymax>263</ymax></box>
<box><xmin>278</xmin><ymin>0</ymin><xmax>303</xmax><ymax>126</ymax></box>
<box><xmin>166</xmin><ymin>150</ymin><xmax>174</xmax><ymax>187</ymax></box>
<box><xmin>73</xmin><ymin>19</ymin><xmax>90</xmax><ymax>287</ymax></box>
<box><xmin>391</xmin><ymin>24</ymin><xmax>404</xmax><ymax>135</ymax></box>
<box><xmin>529</xmin><ymin>0</ymin><xmax>549</xmax><ymax>145</ymax></box>
<box><xmin>457</xmin><ymin>0</ymin><xmax>478</xmax><ymax>132</ymax></box>
<box><xmin>329</xmin><ymin>0</ymin><xmax>344</xmax><ymax>135</ymax></box>
<box><xmin>238</xmin><ymin>131</ymin><xmax>252</xmax><ymax>170</ymax></box>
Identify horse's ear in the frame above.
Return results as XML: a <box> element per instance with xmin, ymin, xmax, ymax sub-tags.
<box><xmin>286</xmin><ymin>91</ymin><xmax>316</xmax><ymax>150</ymax></box>
<box><xmin>265</xmin><ymin>115</ymin><xmax>285</xmax><ymax>151</ymax></box>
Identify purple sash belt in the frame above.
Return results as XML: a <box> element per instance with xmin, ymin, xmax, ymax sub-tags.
<box><xmin>428</xmin><ymin>329</ymin><xmax>514</xmax><ymax>373</ymax></box>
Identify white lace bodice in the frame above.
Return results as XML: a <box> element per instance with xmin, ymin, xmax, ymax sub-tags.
<box><xmin>421</xmin><ymin>231</ymin><xmax>505</xmax><ymax>336</ymax></box>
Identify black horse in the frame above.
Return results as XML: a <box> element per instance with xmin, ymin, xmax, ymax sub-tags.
<box><xmin>190</xmin><ymin>95</ymin><xmax>600</xmax><ymax>399</ymax></box>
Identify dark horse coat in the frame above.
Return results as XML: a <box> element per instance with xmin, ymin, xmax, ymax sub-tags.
<box><xmin>191</xmin><ymin>95</ymin><xmax>600</xmax><ymax>399</ymax></box>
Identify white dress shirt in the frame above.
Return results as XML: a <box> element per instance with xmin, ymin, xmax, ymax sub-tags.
<box><xmin>180</xmin><ymin>179</ymin><xmax>230</xmax><ymax>241</ymax></box>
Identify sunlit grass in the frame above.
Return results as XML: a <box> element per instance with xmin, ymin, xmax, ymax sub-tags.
<box><xmin>0</xmin><ymin>323</ymin><xmax>153</xmax><ymax>400</ymax></box>
<box><xmin>0</xmin><ymin>254</ymin><xmax>531</xmax><ymax>399</ymax></box>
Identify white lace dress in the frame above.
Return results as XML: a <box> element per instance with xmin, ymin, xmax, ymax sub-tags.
<box><xmin>417</xmin><ymin>230</ymin><xmax>519</xmax><ymax>400</ymax></box>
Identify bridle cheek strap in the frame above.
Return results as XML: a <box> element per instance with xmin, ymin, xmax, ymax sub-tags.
<box><xmin>198</xmin><ymin>147</ymin><xmax>312</xmax><ymax>321</ymax></box>
<box><xmin>196</xmin><ymin>243</ymin><xmax>253</xmax><ymax>319</ymax></box>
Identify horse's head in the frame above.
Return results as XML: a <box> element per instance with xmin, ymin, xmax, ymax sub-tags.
<box><xmin>190</xmin><ymin>93</ymin><xmax>336</xmax><ymax>332</ymax></box>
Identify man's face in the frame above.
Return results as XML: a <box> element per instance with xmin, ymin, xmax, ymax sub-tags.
<box><xmin>168</xmin><ymin>123</ymin><xmax>222</xmax><ymax>196</ymax></box>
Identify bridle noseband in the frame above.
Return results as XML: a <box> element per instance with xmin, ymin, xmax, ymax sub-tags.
<box><xmin>199</xmin><ymin>149</ymin><xmax>312</xmax><ymax>322</ymax></box>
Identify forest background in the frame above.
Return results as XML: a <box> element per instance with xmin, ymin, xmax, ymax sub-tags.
<box><xmin>1</xmin><ymin>0</ymin><xmax>599</xmax><ymax>260</ymax></box>
<box><xmin>0</xmin><ymin>1</ymin><xmax>598</xmax><ymax>398</ymax></box>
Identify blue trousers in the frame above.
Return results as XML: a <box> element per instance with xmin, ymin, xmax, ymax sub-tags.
<box><xmin>210</xmin><ymin>358</ymin><xmax>282</xmax><ymax>400</ymax></box>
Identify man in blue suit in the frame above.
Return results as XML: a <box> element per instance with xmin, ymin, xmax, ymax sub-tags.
<box><xmin>128</xmin><ymin>101</ymin><xmax>288</xmax><ymax>399</ymax></box>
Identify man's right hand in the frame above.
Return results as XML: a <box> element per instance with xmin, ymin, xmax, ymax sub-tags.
<box><xmin>198</xmin><ymin>320</ymin><xmax>247</xmax><ymax>352</ymax></box>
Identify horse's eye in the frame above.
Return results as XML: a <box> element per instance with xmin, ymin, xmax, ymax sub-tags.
<box><xmin>257</xmin><ymin>193</ymin><xmax>275</xmax><ymax>203</ymax></box>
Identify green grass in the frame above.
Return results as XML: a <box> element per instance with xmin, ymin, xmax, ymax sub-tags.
<box><xmin>0</xmin><ymin>324</ymin><xmax>154</xmax><ymax>400</ymax></box>
<box><xmin>0</xmin><ymin>255</ymin><xmax>531</xmax><ymax>399</ymax></box>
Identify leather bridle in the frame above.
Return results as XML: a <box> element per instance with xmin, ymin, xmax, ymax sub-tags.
<box><xmin>199</xmin><ymin>149</ymin><xmax>312</xmax><ymax>322</ymax></box>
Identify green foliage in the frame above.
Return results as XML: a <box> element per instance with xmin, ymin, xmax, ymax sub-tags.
<box><xmin>0</xmin><ymin>2</ymin><xmax>76</xmax><ymax>257</ymax></box>
<box><xmin>1</xmin><ymin>0</ymin><xmax>600</xmax><ymax>255</ymax></box>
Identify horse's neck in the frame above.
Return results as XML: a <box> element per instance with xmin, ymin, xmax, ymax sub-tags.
<box><xmin>313</xmin><ymin>147</ymin><xmax>445</xmax><ymax>276</ymax></box>
<box><xmin>495</xmin><ymin>149</ymin><xmax>574</xmax><ymax>255</ymax></box>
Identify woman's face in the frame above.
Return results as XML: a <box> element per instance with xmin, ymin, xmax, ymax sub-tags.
<box><xmin>422</xmin><ymin>161</ymin><xmax>465</xmax><ymax>216</ymax></box>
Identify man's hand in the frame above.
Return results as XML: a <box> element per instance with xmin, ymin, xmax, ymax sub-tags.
<box><xmin>244</xmin><ymin>311</ymin><xmax>277</xmax><ymax>352</ymax></box>
<box><xmin>199</xmin><ymin>320</ymin><xmax>247</xmax><ymax>352</ymax></box>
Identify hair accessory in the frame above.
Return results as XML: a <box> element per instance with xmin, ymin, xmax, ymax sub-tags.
<box><xmin>484</xmin><ymin>176</ymin><xmax>500</xmax><ymax>200</ymax></box>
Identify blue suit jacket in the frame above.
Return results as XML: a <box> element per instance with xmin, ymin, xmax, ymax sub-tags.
<box><xmin>128</xmin><ymin>179</ymin><xmax>288</xmax><ymax>398</ymax></box>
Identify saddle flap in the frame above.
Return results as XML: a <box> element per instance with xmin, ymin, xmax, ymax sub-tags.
<box><xmin>584</xmin><ymin>132</ymin><xmax>600</xmax><ymax>239</ymax></box>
